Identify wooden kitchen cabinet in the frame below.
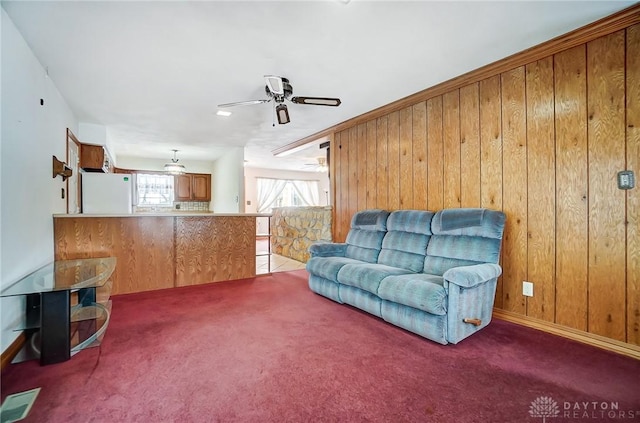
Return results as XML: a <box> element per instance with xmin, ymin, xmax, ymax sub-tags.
<box><xmin>80</xmin><ymin>143</ymin><xmax>112</xmax><ymax>172</ymax></box>
<box><xmin>175</xmin><ymin>173</ymin><xmax>211</xmax><ymax>201</ymax></box>
<box><xmin>191</xmin><ymin>174</ymin><xmax>210</xmax><ymax>201</ymax></box>
<box><xmin>175</xmin><ymin>175</ymin><xmax>192</xmax><ymax>200</ymax></box>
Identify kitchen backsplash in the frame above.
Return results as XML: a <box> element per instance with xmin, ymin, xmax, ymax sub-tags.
<box><xmin>134</xmin><ymin>201</ymin><xmax>210</xmax><ymax>213</ymax></box>
<box><xmin>174</xmin><ymin>201</ymin><xmax>210</xmax><ymax>211</ymax></box>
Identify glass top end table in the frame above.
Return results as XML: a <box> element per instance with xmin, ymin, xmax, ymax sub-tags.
<box><xmin>1</xmin><ymin>257</ymin><xmax>116</xmax><ymax>365</ymax></box>
<box><xmin>1</xmin><ymin>257</ymin><xmax>116</xmax><ymax>297</ymax></box>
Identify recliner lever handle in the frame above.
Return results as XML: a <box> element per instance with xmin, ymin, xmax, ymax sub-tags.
<box><xmin>463</xmin><ymin>318</ymin><xmax>482</xmax><ymax>326</ymax></box>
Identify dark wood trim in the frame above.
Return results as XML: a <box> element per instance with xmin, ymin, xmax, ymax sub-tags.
<box><xmin>274</xmin><ymin>3</ymin><xmax>640</xmax><ymax>154</ymax></box>
<box><xmin>1</xmin><ymin>332</ymin><xmax>26</xmax><ymax>372</ymax></box>
<box><xmin>493</xmin><ymin>309</ymin><xmax>640</xmax><ymax>360</ymax></box>
<box><xmin>66</xmin><ymin>128</ymin><xmax>80</xmax><ymax>145</ymax></box>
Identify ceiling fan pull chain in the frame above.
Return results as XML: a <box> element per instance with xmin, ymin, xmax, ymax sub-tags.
<box><xmin>272</xmin><ymin>101</ymin><xmax>276</xmax><ymax>127</ymax></box>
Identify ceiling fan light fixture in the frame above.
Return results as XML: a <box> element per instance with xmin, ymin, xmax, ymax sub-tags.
<box><xmin>276</xmin><ymin>104</ymin><xmax>290</xmax><ymax>125</ymax></box>
<box><xmin>164</xmin><ymin>149</ymin><xmax>187</xmax><ymax>175</ymax></box>
<box><xmin>264</xmin><ymin>75</ymin><xmax>285</xmax><ymax>95</ymax></box>
<box><xmin>216</xmin><ymin>110</ymin><xmax>232</xmax><ymax>117</ymax></box>
<box><xmin>316</xmin><ymin>157</ymin><xmax>328</xmax><ymax>172</ymax></box>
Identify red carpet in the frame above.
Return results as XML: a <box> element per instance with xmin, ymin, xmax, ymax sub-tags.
<box><xmin>2</xmin><ymin>270</ymin><xmax>639</xmax><ymax>422</ymax></box>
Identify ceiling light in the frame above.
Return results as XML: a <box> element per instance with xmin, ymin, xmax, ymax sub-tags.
<box><xmin>316</xmin><ymin>157</ymin><xmax>328</xmax><ymax>172</ymax></box>
<box><xmin>164</xmin><ymin>149</ymin><xmax>186</xmax><ymax>175</ymax></box>
<box><xmin>276</xmin><ymin>104</ymin><xmax>290</xmax><ymax>125</ymax></box>
<box><xmin>216</xmin><ymin>110</ymin><xmax>232</xmax><ymax>117</ymax></box>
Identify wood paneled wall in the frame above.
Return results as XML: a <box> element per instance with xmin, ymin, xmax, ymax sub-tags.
<box><xmin>331</xmin><ymin>23</ymin><xmax>640</xmax><ymax>347</ymax></box>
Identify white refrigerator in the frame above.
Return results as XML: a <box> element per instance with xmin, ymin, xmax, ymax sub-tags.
<box><xmin>82</xmin><ymin>172</ymin><xmax>133</xmax><ymax>214</ymax></box>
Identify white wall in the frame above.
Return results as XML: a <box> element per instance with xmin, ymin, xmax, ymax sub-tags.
<box><xmin>78</xmin><ymin>122</ymin><xmax>107</xmax><ymax>145</ymax></box>
<box><xmin>1</xmin><ymin>8</ymin><xmax>78</xmax><ymax>352</ymax></box>
<box><xmin>116</xmin><ymin>156</ymin><xmax>215</xmax><ymax>174</ymax></box>
<box><xmin>212</xmin><ymin>147</ymin><xmax>244</xmax><ymax>213</ymax></box>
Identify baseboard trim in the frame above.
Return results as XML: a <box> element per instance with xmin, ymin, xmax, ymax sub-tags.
<box><xmin>1</xmin><ymin>332</ymin><xmax>26</xmax><ymax>372</ymax></box>
<box><xmin>493</xmin><ymin>309</ymin><xmax>640</xmax><ymax>360</ymax></box>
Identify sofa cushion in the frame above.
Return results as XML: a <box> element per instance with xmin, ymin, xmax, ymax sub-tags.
<box><xmin>341</xmin><ymin>209</ymin><xmax>390</xmax><ymax>263</ymax></box>
<box><xmin>421</xmin><ymin>256</ymin><xmax>484</xmax><ymax>277</ymax></box>
<box><xmin>378</xmin><ymin>210</ymin><xmax>433</xmax><ymax>272</ymax></box>
<box><xmin>345</xmin><ymin>229</ymin><xmax>386</xmax><ymax>263</ymax></box>
<box><xmin>378</xmin><ymin>273</ymin><xmax>447</xmax><ymax>315</ymax></box>
<box><xmin>350</xmin><ymin>209</ymin><xmax>390</xmax><ymax>231</ymax></box>
<box><xmin>424</xmin><ymin>209</ymin><xmax>506</xmax><ymax>275</ymax></box>
<box><xmin>338</xmin><ymin>285</ymin><xmax>383</xmax><ymax>317</ymax></box>
<box><xmin>431</xmin><ymin>208</ymin><xmax>504</xmax><ymax>239</ymax></box>
<box><xmin>306</xmin><ymin>256</ymin><xmax>364</xmax><ymax>283</ymax></box>
<box><xmin>337</xmin><ymin>263</ymin><xmax>411</xmax><ymax>295</ymax></box>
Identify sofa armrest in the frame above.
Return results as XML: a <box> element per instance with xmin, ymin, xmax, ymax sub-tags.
<box><xmin>309</xmin><ymin>242</ymin><xmax>348</xmax><ymax>258</ymax></box>
<box><xmin>443</xmin><ymin>263</ymin><xmax>502</xmax><ymax>288</ymax></box>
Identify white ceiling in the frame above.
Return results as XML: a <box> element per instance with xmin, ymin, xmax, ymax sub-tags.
<box><xmin>2</xmin><ymin>0</ymin><xmax>634</xmax><ymax>171</ymax></box>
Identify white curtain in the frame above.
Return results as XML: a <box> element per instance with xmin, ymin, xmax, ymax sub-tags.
<box><xmin>291</xmin><ymin>180</ymin><xmax>319</xmax><ymax>207</ymax></box>
<box><xmin>136</xmin><ymin>173</ymin><xmax>174</xmax><ymax>205</ymax></box>
<box><xmin>257</xmin><ymin>178</ymin><xmax>287</xmax><ymax>212</ymax></box>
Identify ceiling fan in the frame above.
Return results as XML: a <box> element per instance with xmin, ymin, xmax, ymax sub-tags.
<box><xmin>304</xmin><ymin>157</ymin><xmax>328</xmax><ymax>172</ymax></box>
<box><xmin>218</xmin><ymin>75</ymin><xmax>341</xmax><ymax>125</ymax></box>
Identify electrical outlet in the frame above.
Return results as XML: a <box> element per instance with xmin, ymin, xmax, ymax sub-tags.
<box><xmin>523</xmin><ymin>281</ymin><xmax>534</xmax><ymax>297</ymax></box>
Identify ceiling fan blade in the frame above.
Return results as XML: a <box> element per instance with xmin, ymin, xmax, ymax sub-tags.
<box><xmin>217</xmin><ymin>99</ymin><xmax>270</xmax><ymax>108</ymax></box>
<box><xmin>290</xmin><ymin>96</ymin><xmax>341</xmax><ymax>107</ymax></box>
<box><xmin>264</xmin><ymin>75</ymin><xmax>284</xmax><ymax>95</ymax></box>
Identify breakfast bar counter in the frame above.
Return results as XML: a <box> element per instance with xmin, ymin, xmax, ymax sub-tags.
<box><xmin>53</xmin><ymin>213</ymin><xmax>269</xmax><ymax>295</ymax></box>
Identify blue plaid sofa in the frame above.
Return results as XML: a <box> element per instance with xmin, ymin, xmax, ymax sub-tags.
<box><xmin>306</xmin><ymin>208</ymin><xmax>506</xmax><ymax>344</ymax></box>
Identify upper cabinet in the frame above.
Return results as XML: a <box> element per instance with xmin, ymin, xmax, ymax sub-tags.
<box><xmin>175</xmin><ymin>173</ymin><xmax>211</xmax><ymax>202</ymax></box>
<box><xmin>80</xmin><ymin>143</ymin><xmax>112</xmax><ymax>173</ymax></box>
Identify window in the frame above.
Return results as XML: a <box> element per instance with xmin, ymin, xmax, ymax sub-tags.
<box><xmin>256</xmin><ymin>178</ymin><xmax>320</xmax><ymax>213</ymax></box>
<box><xmin>274</xmin><ymin>183</ymin><xmax>306</xmax><ymax>208</ymax></box>
<box><xmin>136</xmin><ymin>174</ymin><xmax>174</xmax><ymax>206</ymax></box>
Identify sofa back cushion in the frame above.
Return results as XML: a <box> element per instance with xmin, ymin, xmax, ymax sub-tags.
<box><xmin>345</xmin><ymin>209</ymin><xmax>390</xmax><ymax>263</ymax></box>
<box><xmin>424</xmin><ymin>208</ymin><xmax>506</xmax><ymax>275</ymax></box>
<box><xmin>378</xmin><ymin>210</ymin><xmax>434</xmax><ymax>272</ymax></box>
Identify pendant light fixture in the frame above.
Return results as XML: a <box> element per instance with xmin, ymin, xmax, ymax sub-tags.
<box><xmin>164</xmin><ymin>149</ymin><xmax>186</xmax><ymax>175</ymax></box>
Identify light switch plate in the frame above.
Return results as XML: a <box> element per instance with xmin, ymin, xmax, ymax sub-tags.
<box><xmin>523</xmin><ymin>281</ymin><xmax>534</xmax><ymax>297</ymax></box>
<box><xmin>617</xmin><ymin>170</ymin><xmax>635</xmax><ymax>190</ymax></box>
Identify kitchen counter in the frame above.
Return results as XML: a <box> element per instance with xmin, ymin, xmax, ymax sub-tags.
<box><xmin>54</xmin><ymin>213</ymin><xmax>269</xmax><ymax>294</ymax></box>
<box><xmin>53</xmin><ymin>212</ymin><xmax>271</xmax><ymax>218</ymax></box>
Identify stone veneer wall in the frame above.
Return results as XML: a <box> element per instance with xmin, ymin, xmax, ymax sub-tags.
<box><xmin>271</xmin><ymin>206</ymin><xmax>332</xmax><ymax>263</ymax></box>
